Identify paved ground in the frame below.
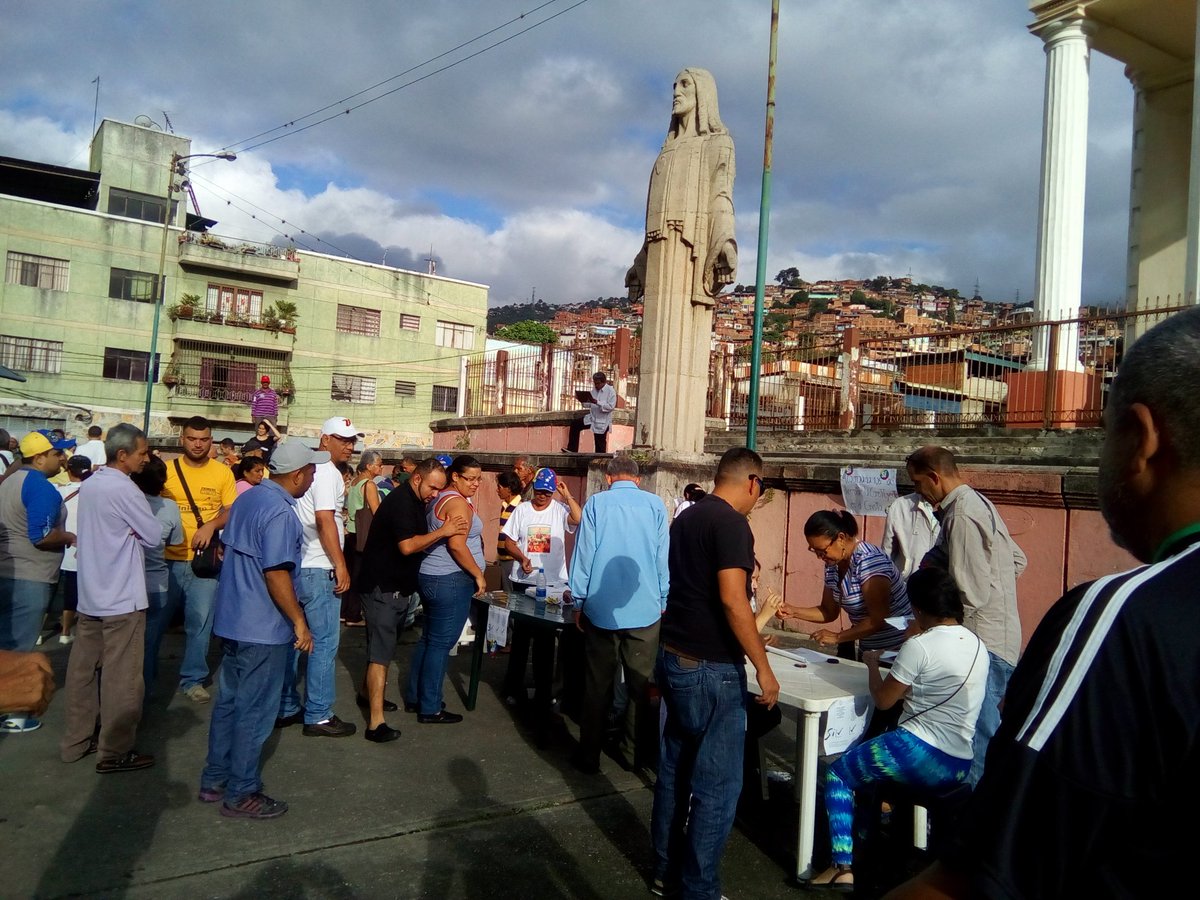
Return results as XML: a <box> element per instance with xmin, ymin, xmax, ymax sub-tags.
<box><xmin>0</xmin><ymin>624</ymin><xmax>869</xmax><ymax>899</ymax></box>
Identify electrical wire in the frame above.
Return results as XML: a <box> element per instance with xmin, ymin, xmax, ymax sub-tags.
<box><xmin>205</xmin><ymin>0</ymin><xmax>592</xmax><ymax>159</ymax></box>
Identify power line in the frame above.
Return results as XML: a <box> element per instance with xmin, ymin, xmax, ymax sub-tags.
<box><xmin>203</xmin><ymin>0</ymin><xmax>590</xmax><ymax>160</ymax></box>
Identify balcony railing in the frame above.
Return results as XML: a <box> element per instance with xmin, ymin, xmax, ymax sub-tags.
<box><xmin>177</xmin><ymin>232</ymin><xmax>301</xmax><ymax>285</ymax></box>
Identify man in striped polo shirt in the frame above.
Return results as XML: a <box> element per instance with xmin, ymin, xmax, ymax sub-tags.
<box><xmin>249</xmin><ymin>376</ymin><xmax>279</xmax><ymax>428</ymax></box>
<box><xmin>894</xmin><ymin>307</ymin><xmax>1200</xmax><ymax>898</ymax></box>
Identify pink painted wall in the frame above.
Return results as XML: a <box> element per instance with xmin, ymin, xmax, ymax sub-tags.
<box><xmin>741</xmin><ymin>480</ymin><xmax>1130</xmax><ymax>652</ymax></box>
<box><xmin>434</xmin><ymin>423</ymin><xmax>636</xmax><ymax>454</ymax></box>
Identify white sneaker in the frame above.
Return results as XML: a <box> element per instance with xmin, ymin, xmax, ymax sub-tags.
<box><xmin>58</xmin><ymin>633</ymin><xmax>74</xmax><ymax>645</ymax></box>
<box><xmin>0</xmin><ymin>715</ymin><xmax>42</xmax><ymax>733</ymax></box>
<box><xmin>183</xmin><ymin>684</ymin><xmax>211</xmax><ymax>703</ymax></box>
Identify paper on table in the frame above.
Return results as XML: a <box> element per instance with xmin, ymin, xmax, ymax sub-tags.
<box><xmin>768</xmin><ymin>645</ymin><xmax>840</xmax><ymax>665</ymax></box>
<box><xmin>486</xmin><ymin>606</ymin><xmax>509</xmax><ymax>648</ymax></box>
<box><xmin>884</xmin><ymin>615</ymin><xmax>913</xmax><ymax>631</ymax></box>
<box><xmin>822</xmin><ymin>695</ymin><xmax>873</xmax><ymax>754</ymax></box>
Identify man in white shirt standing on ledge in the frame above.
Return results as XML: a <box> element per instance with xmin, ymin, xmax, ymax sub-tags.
<box><xmin>60</xmin><ymin>423</ymin><xmax>161</xmax><ymax>773</ymax></box>
<box><xmin>277</xmin><ymin>417</ymin><xmax>360</xmax><ymax>737</ymax></box>
<box><xmin>565</xmin><ymin>371</ymin><xmax>618</xmax><ymax>454</ymax></box>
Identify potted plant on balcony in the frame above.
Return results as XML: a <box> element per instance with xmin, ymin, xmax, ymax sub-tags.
<box><xmin>277</xmin><ymin>373</ymin><xmax>295</xmax><ymax>399</ymax></box>
<box><xmin>178</xmin><ymin>293</ymin><xmax>199</xmax><ymax>319</ymax></box>
<box><xmin>274</xmin><ymin>300</ymin><xmax>299</xmax><ymax>334</ymax></box>
<box><xmin>262</xmin><ymin>305</ymin><xmax>283</xmax><ymax>334</ymax></box>
<box><xmin>161</xmin><ymin>360</ymin><xmax>183</xmax><ymax>388</ymax></box>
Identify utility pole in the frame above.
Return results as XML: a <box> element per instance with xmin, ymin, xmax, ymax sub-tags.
<box><xmin>746</xmin><ymin>0</ymin><xmax>780</xmax><ymax>450</ymax></box>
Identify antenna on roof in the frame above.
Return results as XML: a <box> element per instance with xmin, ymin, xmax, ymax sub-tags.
<box><xmin>90</xmin><ymin>76</ymin><xmax>100</xmax><ymax>146</ymax></box>
<box><xmin>425</xmin><ymin>245</ymin><xmax>436</xmax><ymax>275</ymax></box>
<box><xmin>162</xmin><ymin>111</ymin><xmax>175</xmax><ymax>134</ymax></box>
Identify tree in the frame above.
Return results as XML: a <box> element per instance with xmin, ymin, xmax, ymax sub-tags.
<box><xmin>850</xmin><ymin>289</ymin><xmax>868</xmax><ymax>305</ymax></box>
<box><xmin>868</xmin><ymin>275</ymin><xmax>890</xmax><ymax>293</ymax></box>
<box><xmin>807</xmin><ymin>298</ymin><xmax>829</xmax><ymax>320</ymax></box>
<box><xmin>775</xmin><ymin>266</ymin><xmax>801</xmax><ymax>287</ymax></box>
<box><xmin>786</xmin><ymin>289</ymin><xmax>809</xmax><ymax>307</ymax></box>
<box><xmin>495</xmin><ymin>320</ymin><xmax>559</xmax><ymax>344</ymax></box>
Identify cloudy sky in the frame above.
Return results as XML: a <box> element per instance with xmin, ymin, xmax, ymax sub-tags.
<box><xmin>1</xmin><ymin>0</ymin><xmax>1133</xmax><ymax>307</ymax></box>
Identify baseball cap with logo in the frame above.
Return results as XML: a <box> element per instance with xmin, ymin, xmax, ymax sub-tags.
<box><xmin>261</xmin><ymin>375</ymin><xmax>270</xmax><ymax>385</ymax></box>
<box><xmin>268</xmin><ymin>442</ymin><xmax>331</xmax><ymax>474</ymax></box>
<box><xmin>533</xmin><ymin>467</ymin><xmax>558</xmax><ymax>493</ymax></box>
<box><xmin>435</xmin><ymin>453</ymin><xmax>453</xmax><ymax>468</ymax></box>
<box><xmin>320</xmin><ymin>417</ymin><xmax>364</xmax><ymax>439</ymax></box>
<box><xmin>37</xmin><ymin>429</ymin><xmax>75</xmax><ymax>451</ymax></box>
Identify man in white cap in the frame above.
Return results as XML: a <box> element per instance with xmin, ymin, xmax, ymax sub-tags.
<box><xmin>199</xmin><ymin>441</ymin><xmax>324</xmax><ymax>818</ymax></box>
<box><xmin>277</xmin><ymin>417</ymin><xmax>361</xmax><ymax>737</ymax></box>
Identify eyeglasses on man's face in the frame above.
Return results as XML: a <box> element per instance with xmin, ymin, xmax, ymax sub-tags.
<box><xmin>748</xmin><ymin>474</ymin><xmax>764</xmax><ymax>493</ymax></box>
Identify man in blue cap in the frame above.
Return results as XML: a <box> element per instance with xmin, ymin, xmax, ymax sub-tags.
<box><xmin>500</xmin><ymin>468</ymin><xmax>581</xmax><ymax>714</ymax></box>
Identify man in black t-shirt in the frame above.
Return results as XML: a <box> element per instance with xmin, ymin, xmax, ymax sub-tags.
<box><xmin>890</xmin><ymin>306</ymin><xmax>1200</xmax><ymax>899</ymax></box>
<box><xmin>353</xmin><ymin>458</ymin><xmax>466</xmax><ymax>743</ymax></box>
<box><xmin>650</xmin><ymin>447</ymin><xmax>779</xmax><ymax>900</ymax></box>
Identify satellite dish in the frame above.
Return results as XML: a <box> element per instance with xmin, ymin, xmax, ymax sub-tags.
<box><xmin>133</xmin><ymin>115</ymin><xmax>162</xmax><ymax>131</ymax></box>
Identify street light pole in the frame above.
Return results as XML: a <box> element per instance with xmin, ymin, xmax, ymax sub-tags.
<box><xmin>142</xmin><ymin>150</ymin><xmax>236</xmax><ymax>434</ymax></box>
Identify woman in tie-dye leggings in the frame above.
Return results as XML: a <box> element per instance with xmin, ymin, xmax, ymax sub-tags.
<box><xmin>810</xmin><ymin>568</ymin><xmax>986</xmax><ymax>892</ymax></box>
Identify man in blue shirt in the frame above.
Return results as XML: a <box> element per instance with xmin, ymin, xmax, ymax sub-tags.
<box><xmin>198</xmin><ymin>442</ymin><xmax>326</xmax><ymax>819</ymax></box>
<box><xmin>568</xmin><ymin>454</ymin><xmax>670</xmax><ymax>774</ymax></box>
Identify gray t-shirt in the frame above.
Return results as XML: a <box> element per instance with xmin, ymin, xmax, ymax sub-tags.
<box><xmin>144</xmin><ymin>496</ymin><xmax>184</xmax><ymax>594</ymax></box>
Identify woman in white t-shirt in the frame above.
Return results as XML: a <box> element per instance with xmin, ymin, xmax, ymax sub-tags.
<box><xmin>811</xmin><ymin>567</ymin><xmax>986</xmax><ymax>892</ymax></box>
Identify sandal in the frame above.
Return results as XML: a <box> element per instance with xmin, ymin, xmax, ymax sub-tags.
<box><xmin>809</xmin><ymin>865</ymin><xmax>854</xmax><ymax>892</ymax></box>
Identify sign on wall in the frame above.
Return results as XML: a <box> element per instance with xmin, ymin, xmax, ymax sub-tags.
<box><xmin>839</xmin><ymin>467</ymin><xmax>898</xmax><ymax>517</ymax></box>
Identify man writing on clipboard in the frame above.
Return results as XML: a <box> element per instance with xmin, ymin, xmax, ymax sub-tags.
<box><xmin>564</xmin><ymin>371</ymin><xmax>617</xmax><ymax>454</ymax></box>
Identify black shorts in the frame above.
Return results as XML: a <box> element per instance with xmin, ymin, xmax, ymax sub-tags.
<box><xmin>362</xmin><ymin>587</ymin><xmax>416</xmax><ymax>664</ymax></box>
<box><xmin>60</xmin><ymin>570</ymin><xmax>78</xmax><ymax>612</ymax></box>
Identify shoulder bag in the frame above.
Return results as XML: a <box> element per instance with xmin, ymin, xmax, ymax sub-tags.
<box><xmin>173</xmin><ymin>458</ymin><xmax>223</xmax><ymax>579</ymax></box>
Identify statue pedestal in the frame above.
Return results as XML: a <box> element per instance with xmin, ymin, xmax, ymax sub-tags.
<box><xmin>1004</xmin><ymin>370</ymin><xmax>1102</xmax><ymax>429</ymax></box>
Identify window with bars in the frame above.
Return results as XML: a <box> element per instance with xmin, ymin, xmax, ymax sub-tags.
<box><xmin>400</xmin><ymin>313</ymin><xmax>421</xmax><ymax>331</ymax></box>
<box><xmin>435</xmin><ymin>320</ymin><xmax>474</xmax><ymax>350</ymax></box>
<box><xmin>103</xmin><ymin>347</ymin><xmax>159</xmax><ymax>382</ymax></box>
<box><xmin>331</xmin><ymin>373</ymin><xmax>377</xmax><ymax>403</ymax></box>
<box><xmin>394</xmin><ymin>380</ymin><xmax>416</xmax><ymax>398</ymax></box>
<box><xmin>337</xmin><ymin>304</ymin><xmax>382</xmax><ymax>337</ymax></box>
<box><xmin>0</xmin><ymin>335</ymin><xmax>63</xmax><ymax>374</ymax></box>
<box><xmin>5</xmin><ymin>252</ymin><xmax>70</xmax><ymax>291</ymax></box>
<box><xmin>432</xmin><ymin>384</ymin><xmax>459</xmax><ymax>412</ymax></box>
<box><xmin>205</xmin><ymin>283</ymin><xmax>264</xmax><ymax>321</ymax></box>
<box><xmin>109</xmin><ymin>267</ymin><xmax>160</xmax><ymax>303</ymax></box>
<box><xmin>107</xmin><ymin>187</ymin><xmax>175</xmax><ymax>224</ymax></box>
<box><xmin>168</xmin><ymin>339</ymin><xmax>292</xmax><ymax>402</ymax></box>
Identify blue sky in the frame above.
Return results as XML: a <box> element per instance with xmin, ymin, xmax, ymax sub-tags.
<box><xmin>0</xmin><ymin>0</ymin><xmax>1135</xmax><ymax>306</ymax></box>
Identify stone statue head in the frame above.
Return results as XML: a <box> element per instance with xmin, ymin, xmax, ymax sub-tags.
<box><xmin>667</xmin><ymin>67</ymin><xmax>726</xmax><ymax>139</ymax></box>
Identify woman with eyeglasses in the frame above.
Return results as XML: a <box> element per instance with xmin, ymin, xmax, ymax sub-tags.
<box><xmin>778</xmin><ymin>509</ymin><xmax>912</xmax><ymax>657</ymax></box>
<box><xmin>405</xmin><ymin>455</ymin><xmax>487</xmax><ymax>724</ymax></box>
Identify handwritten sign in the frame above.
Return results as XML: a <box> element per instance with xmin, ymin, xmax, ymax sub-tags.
<box><xmin>839</xmin><ymin>467</ymin><xmax>898</xmax><ymax>518</ymax></box>
<box><xmin>486</xmin><ymin>606</ymin><xmax>509</xmax><ymax>649</ymax></box>
<box><xmin>821</xmin><ymin>696</ymin><xmax>873</xmax><ymax>755</ymax></box>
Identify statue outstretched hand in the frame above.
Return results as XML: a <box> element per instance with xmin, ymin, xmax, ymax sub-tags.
<box><xmin>626</xmin><ymin>246</ymin><xmax>648</xmax><ymax>301</ymax></box>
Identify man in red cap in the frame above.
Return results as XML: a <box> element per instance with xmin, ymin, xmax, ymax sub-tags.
<box><xmin>250</xmin><ymin>376</ymin><xmax>279</xmax><ymax>428</ymax></box>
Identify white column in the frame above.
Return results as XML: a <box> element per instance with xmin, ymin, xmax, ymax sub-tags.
<box><xmin>1030</xmin><ymin>17</ymin><xmax>1093</xmax><ymax>371</ymax></box>
<box><xmin>1185</xmin><ymin>6</ymin><xmax>1200</xmax><ymax>306</ymax></box>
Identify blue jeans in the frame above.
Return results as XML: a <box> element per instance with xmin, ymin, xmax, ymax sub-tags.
<box><xmin>406</xmin><ymin>571</ymin><xmax>472</xmax><ymax>716</ymax></box>
<box><xmin>0</xmin><ymin>578</ymin><xmax>53</xmax><ymax>652</ymax></box>
<box><xmin>143</xmin><ymin>590</ymin><xmax>170</xmax><ymax>697</ymax></box>
<box><xmin>651</xmin><ymin>649</ymin><xmax>748</xmax><ymax>900</ymax></box>
<box><xmin>167</xmin><ymin>561</ymin><xmax>218</xmax><ymax>690</ymax></box>
<box><xmin>969</xmin><ymin>651</ymin><xmax>1014</xmax><ymax>786</ymax></box>
<box><xmin>201</xmin><ymin>639</ymin><xmax>289</xmax><ymax>803</ymax></box>
<box><xmin>278</xmin><ymin>568</ymin><xmax>341</xmax><ymax>724</ymax></box>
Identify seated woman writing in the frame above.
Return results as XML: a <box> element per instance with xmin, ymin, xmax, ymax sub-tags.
<box><xmin>810</xmin><ymin>567</ymin><xmax>987</xmax><ymax>892</ymax></box>
<box><xmin>779</xmin><ymin>509</ymin><xmax>912</xmax><ymax>658</ymax></box>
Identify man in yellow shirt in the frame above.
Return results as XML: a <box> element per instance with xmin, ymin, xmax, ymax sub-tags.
<box><xmin>162</xmin><ymin>416</ymin><xmax>237</xmax><ymax>703</ymax></box>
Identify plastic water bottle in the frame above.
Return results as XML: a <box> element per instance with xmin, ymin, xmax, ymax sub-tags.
<box><xmin>535</xmin><ymin>567</ymin><xmax>547</xmax><ymax>603</ymax></box>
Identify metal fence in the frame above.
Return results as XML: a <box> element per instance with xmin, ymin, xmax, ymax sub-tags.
<box><xmin>709</xmin><ymin>300</ymin><xmax>1186</xmax><ymax>431</ymax></box>
<box><xmin>460</xmin><ymin>302</ymin><xmax>1188</xmax><ymax>432</ymax></box>
<box><xmin>462</xmin><ymin>333</ymin><xmax>634</xmax><ymax>417</ymax></box>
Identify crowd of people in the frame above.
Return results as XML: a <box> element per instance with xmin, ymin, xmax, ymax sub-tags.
<box><xmin>2</xmin><ymin>308</ymin><xmax>1199</xmax><ymax>897</ymax></box>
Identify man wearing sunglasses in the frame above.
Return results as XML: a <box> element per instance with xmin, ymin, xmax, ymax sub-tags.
<box><xmin>651</xmin><ymin>447</ymin><xmax>779</xmax><ymax>899</ymax></box>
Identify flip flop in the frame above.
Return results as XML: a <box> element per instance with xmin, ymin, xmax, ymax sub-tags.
<box><xmin>809</xmin><ymin>866</ymin><xmax>854</xmax><ymax>893</ymax></box>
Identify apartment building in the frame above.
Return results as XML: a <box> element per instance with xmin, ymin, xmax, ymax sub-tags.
<box><xmin>0</xmin><ymin>119</ymin><xmax>488</xmax><ymax>446</ymax></box>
